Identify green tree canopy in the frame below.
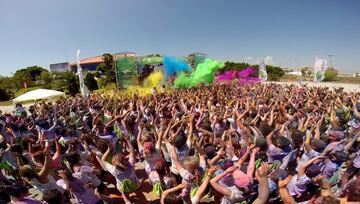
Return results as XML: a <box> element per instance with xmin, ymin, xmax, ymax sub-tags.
<box><xmin>84</xmin><ymin>72</ymin><xmax>98</xmax><ymax>91</ymax></box>
<box><xmin>52</xmin><ymin>71</ymin><xmax>79</xmax><ymax>95</ymax></box>
<box><xmin>13</xmin><ymin>66</ymin><xmax>49</xmax><ymax>89</ymax></box>
<box><xmin>96</xmin><ymin>53</ymin><xmax>116</xmax><ymax>85</ymax></box>
<box><xmin>323</xmin><ymin>68</ymin><xmax>338</xmax><ymax>81</ymax></box>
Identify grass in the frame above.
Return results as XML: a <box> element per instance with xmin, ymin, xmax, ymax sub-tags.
<box><xmin>280</xmin><ymin>74</ymin><xmax>302</xmax><ymax>82</ymax></box>
<box><xmin>334</xmin><ymin>76</ymin><xmax>360</xmax><ymax>84</ymax></box>
<box><xmin>13</xmin><ymin>86</ymin><xmax>44</xmax><ymax>97</ymax></box>
<box><xmin>0</xmin><ymin>101</ymin><xmax>13</xmax><ymax>106</ymax></box>
<box><xmin>0</xmin><ymin>86</ymin><xmax>44</xmax><ymax>107</ymax></box>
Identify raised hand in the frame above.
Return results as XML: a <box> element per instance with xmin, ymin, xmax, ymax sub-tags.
<box><xmin>255</xmin><ymin>162</ymin><xmax>269</xmax><ymax>180</ymax></box>
<box><xmin>208</xmin><ymin>165</ymin><xmax>221</xmax><ymax>176</ymax></box>
<box><xmin>278</xmin><ymin>176</ymin><xmax>293</xmax><ymax>188</ymax></box>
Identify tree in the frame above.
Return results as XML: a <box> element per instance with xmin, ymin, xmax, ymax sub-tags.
<box><xmin>13</xmin><ymin>66</ymin><xmax>49</xmax><ymax>90</ymax></box>
<box><xmin>222</xmin><ymin>62</ymin><xmax>251</xmax><ymax>72</ymax></box>
<box><xmin>266</xmin><ymin>65</ymin><xmax>285</xmax><ymax>77</ymax></box>
<box><xmin>0</xmin><ymin>88</ymin><xmax>14</xmax><ymax>101</ymax></box>
<box><xmin>96</xmin><ymin>53</ymin><xmax>116</xmax><ymax>85</ymax></box>
<box><xmin>0</xmin><ymin>76</ymin><xmax>15</xmax><ymax>91</ymax></box>
<box><xmin>323</xmin><ymin>68</ymin><xmax>338</xmax><ymax>81</ymax></box>
<box><xmin>84</xmin><ymin>73</ymin><xmax>98</xmax><ymax>91</ymax></box>
<box><xmin>52</xmin><ymin>71</ymin><xmax>79</xmax><ymax>95</ymax></box>
<box><xmin>301</xmin><ymin>68</ymin><xmax>306</xmax><ymax>77</ymax></box>
<box><xmin>36</xmin><ymin>71</ymin><xmax>52</xmax><ymax>88</ymax></box>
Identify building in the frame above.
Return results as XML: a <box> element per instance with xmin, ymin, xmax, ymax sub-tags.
<box><xmin>69</xmin><ymin>52</ymin><xmax>137</xmax><ymax>72</ymax></box>
<box><xmin>50</xmin><ymin>62</ymin><xmax>70</xmax><ymax>72</ymax></box>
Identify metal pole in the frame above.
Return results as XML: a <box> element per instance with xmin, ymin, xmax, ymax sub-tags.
<box><xmin>328</xmin><ymin>54</ymin><xmax>334</xmax><ymax>69</ymax></box>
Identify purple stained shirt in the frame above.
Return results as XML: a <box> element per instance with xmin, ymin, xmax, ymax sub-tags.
<box><xmin>322</xmin><ymin>161</ymin><xmax>339</xmax><ymax>180</ymax></box>
<box><xmin>353</xmin><ymin>150</ymin><xmax>360</xmax><ymax>168</ymax></box>
<box><xmin>268</xmin><ymin>144</ymin><xmax>289</xmax><ymax>162</ymax></box>
<box><xmin>115</xmin><ymin>121</ymin><xmax>129</xmax><ymax>136</ymax></box>
<box><xmin>287</xmin><ymin>174</ymin><xmax>311</xmax><ymax>197</ymax></box>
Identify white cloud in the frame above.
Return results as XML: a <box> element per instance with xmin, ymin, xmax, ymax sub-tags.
<box><xmin>264</xmin><ymin>56</ymin><xmax>273</xmax><ymax>65</ymax></box>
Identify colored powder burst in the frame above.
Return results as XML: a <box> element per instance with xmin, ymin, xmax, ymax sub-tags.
<box><xmin>124</xmin><ymin>71</ymin><xmax>164</xmax><ymax>96</ymax></box>
<box><xmin>164</xmin><ymin>56</ymin><xmax>190</xmax><ymax>80</ymax></box>
<box><xmin>216</xmin><ymin>67</ymin><xmax>259</xmax><ymax>84</ymax></box>
<box><xmin>237</xmin><ymin>67</ymin><xmax>254</xmax><ymax>78</ymax></box>
<box><xmin>143</xmin><ymin>70</ymin><xmax>164</xmax><ymax>88</ymax></box>
<box><xmin>216</xmin><ymin>70</ymin><xmax>238</xmax><ymax>81</ymax></box>
<box><xmin>174</xmin><ymin>58</ymin><xmax>225</xmax><ymax>88</ymax></box>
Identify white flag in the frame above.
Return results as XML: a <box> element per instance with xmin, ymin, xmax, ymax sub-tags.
<box><xmin>77</xmin><ymin>50</ymin><xmax>90</xmax><ymax>98</ymax></box>
<box><xmin>313</xmin><ymin>57</ymin><xmax>327</xmax><ymax>83</ymax></box>
<box><xmin>259</xmin><ymin>60</ymin><xmax>267</xmax><ymax>81</ymax></box>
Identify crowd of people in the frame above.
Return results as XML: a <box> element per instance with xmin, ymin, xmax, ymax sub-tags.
<box><xmin>0</xmin><ymin>82</ymin><xmax>360</xmax><ymax>204</ymax></box>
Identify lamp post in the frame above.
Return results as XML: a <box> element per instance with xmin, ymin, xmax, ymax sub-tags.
<box><xmin>328</xmin><ymin>54</ymin><xmax>334</xmax><ymax>69</ymax></box>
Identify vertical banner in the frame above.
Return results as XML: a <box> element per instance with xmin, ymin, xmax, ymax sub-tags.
<box><xmin>313</xmin><ymin>57</ymin><xmax>327</xmax><ymax>83</ymax></box>
<box><xmin>77</xmin><ymin>50</ymin><xmax>89</xmax><ymax>98</ymax></box>
<box><xmin>259</xmin><ymin>60</ymin><xmax>267</xmax><ymax>81</ymax></box>
<box><xmin>116</xmin><ymin>57</ymin><xmax>137</xmax><ymax>88</ymax></box>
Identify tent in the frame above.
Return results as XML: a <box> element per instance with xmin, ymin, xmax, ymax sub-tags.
<box><xmin>13</xmin><ymin>89</ymin><xmax>66</xmax><ymax>103</ymax></box>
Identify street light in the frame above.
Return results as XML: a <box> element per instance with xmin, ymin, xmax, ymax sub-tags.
<box><xmin>327</xmin><ymin>54</ymin><xmax>334</xmax><ymax>69</ymax></box>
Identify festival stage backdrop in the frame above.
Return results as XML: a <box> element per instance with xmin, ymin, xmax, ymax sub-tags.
<box><xmin>116</xmin><ymin>57</ymin><xmax>138</xmax><ymax>88</ymax></box>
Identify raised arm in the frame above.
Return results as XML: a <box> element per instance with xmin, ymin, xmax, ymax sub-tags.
<box><xmin>125</xmin><ymin>136</ymin><xmax>135</xmax><ymax>166</ymax></box>
<box><xmin>344</xmin><ymin>132</ymin><xmax>360</xmax><ymax>152</ymax></box>
<box><xmin>160</xmin><ymin>183</ymin><xmax>187</xmax><ymax>204</ymax></box>
<box><xmin>101</xmin><ymin>146</ymin><xmax>112</xmax><ymax>164</ymax></box>
<box><xmin>278</xmin><ymin>176</ymin><xmax>297</xmax><ymax>204</ymax></box>
<box><xmin>193</xmin><ymin>165</ymin><xmax>220</xmax><ymax>201</ymax></box>
<box><xmin>171</xmin><ymin>145</ymin><xmax>183</xmax><ymax>171</ymax></box>
<box><xmin>136</xmin><ymin>125</ymin><xmax>143</xmax><ymax>150</ymax></box>
<box><xmin>247</xmin><ymin>147</ymin><xmax>260</xmax><ymax>178</ymax></box>
<box><xmin>269</xmin><ymin>109</ymin><xmax>275</xmax><ymax>127</ymax></box>
<box><xmin>266</xmin><ymin>127</ymin><xmax>280</xmax><ymax>147</ymax></box>
<box><xmin>235</xmin><ymin>144</ymin><xmax>253</xmax><ymax>167</ymax></box>
<box><xmin>52</xmin><ymin>138</ymin><xmax>62</xmax><ymax>161</ymax></box>
<box><xmin>253</xmin><ymin>162</ymin><xmax>270</xmax><ymax>204</ymax></box>
<box><xmin>38</xmin><ymin>147</ymin><xmax>52</xmax><ymax>182</ymax></box>
<box><xmin>298</xmin><ymin>156</ymin><xmax>325</xmax><ymax>177</ymax></box>
<box><xmin>210</xmin><ymin>165</ymin><xmax>238</xmax><ymax>197</ymax></box>
<box><xmin>186</xmin><ymin>114</ymin><xmax>195</xmax><ymax>145</ymax></box>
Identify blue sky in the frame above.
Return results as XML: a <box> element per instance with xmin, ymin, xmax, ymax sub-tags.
<box><xmin>0</xmin><ymin>0</ymin><xmax>359</xmax><ymax>76</ymax></box>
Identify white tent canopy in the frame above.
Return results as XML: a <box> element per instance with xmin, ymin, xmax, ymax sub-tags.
<box><xmin>13</xmin><ymin>89</ymin><xmax>65</xmax><ymax>103</ymax></box>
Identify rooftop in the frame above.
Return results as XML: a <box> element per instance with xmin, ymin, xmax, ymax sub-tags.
<box><xmin>70</xmin><ymin>52</ymin><xmax>137</xmax><ymax>66</ymax></box>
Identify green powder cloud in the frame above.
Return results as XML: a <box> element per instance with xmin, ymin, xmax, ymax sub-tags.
<box><xmin>174</xmin><ymin>58</ymin><xmax>224</xmax><ymax>88</ymax></box>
